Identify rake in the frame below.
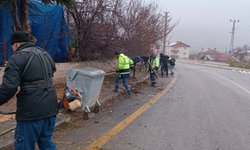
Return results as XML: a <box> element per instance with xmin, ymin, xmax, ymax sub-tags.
<box><xmin>148</xmin><ymin>63</ymin><xmax>165</xmax><ymax>89</ymax></box>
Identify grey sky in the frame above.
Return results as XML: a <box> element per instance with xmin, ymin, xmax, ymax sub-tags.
<box><xmin>147</xmin><ymin>0</ymin><xmax>250</xmax><ymax>53</ymax></box>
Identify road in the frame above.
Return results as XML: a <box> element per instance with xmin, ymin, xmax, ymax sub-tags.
<box><xmin>55</xmin><ymin>63</ymin><xmax>250</xmax><ymax>150</ymax></box>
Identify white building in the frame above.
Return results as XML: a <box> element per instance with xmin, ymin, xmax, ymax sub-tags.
<box><xmin>165</xmin><ymin>41</ymin><xmax>190</xmax><ymax>59</ymax></box>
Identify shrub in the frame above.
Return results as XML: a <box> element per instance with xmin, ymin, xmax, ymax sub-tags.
<box><xmin>228</xmin><ymin>59</ymin><xmax>250</xmax><ymax>69</ymax></box>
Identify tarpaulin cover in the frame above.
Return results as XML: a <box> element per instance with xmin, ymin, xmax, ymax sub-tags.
<box><xmin>0</xmin><ymin>0</ymin><xmax>68</xmax><ymax>65</ymax></box>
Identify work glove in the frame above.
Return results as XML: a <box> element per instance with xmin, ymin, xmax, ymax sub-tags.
<box><xmin>154</xmin><ymin>67</ymin><xmax>159</xmax><ymax>73</ymax></box>
<box><xmin>116</xmin><ymin>68</ymin><xmax>120</xmax><ymax>73</ymax></box>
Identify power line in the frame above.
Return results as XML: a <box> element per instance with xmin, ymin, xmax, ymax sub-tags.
<box><xmin>236</xmin><ymin>25</ymin><xmax>250</xmax><ymax>29</ymax></box>
<box><xmin>155</xmin><ymin>0</ymin><xmax>168</xmax><ymax>11</ymax></box>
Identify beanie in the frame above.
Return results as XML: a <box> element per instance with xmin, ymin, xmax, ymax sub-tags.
<box><xmin>115</xmin><ymin>50</ymin><xmax>121</xmax><ymax>55</ymax></box>
<box><xmin>11</xmin><ymin>31</ymin><xmax>30</xmax><ymax>45</ymax></box>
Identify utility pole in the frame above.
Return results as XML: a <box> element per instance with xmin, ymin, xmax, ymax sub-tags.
<box><xmin>229</xmin><ymin>19</ymin><xmax>239</xmax><ymax>54</ymax></box>
<box><xmin>163</xmin><ymin>12</ymin><xmax>168</xmax><ymax>55</ymax></box>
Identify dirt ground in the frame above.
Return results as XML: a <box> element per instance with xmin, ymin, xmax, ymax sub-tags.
<box><xmin>0</xmin><ymin>115</ymin><xmax>15</xmax><ymax>122</ymax></box>
<box><xmin>99</xmin><ymin>69</ymin><xmax>148</xmax><ymax>98</ymax></box>
<box><xmin>0</xmin><ymin>69</ymin><xmax>149</xmax><ymax>122</ymax></box>
<box><xmin>52</xmin><ymin>71</ymin><xmax>150</xmax><ymax>140</ymax></box>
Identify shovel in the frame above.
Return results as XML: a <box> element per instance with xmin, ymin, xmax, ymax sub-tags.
<box><xmin>148</xmin><ymin>62</ymin><xmax>165</xmax><ymax>89</ymax></box>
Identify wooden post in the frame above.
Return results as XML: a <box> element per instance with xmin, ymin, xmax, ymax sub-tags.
<box><xmin>4</xmin><ymin>41</ymin><xmax>6</xmax><ymax>63</ymax></box>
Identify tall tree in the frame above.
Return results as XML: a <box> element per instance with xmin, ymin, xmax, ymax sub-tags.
<box><xmin>65</xmin><ymin>0</ymin><xmax>178</xmax><ymax>61</ymax></box>
<box><xmin>0</xmin><ymin>0</ymin><xmax>74</xmax><ymax>43</ymax></box>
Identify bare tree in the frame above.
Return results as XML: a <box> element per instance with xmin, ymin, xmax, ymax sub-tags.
<box><xmin>65</xmin><ymin>0</ymin><xmax>178</xmax><ymax>61</ymax></box>
<box><xmin>65</xmin><ymin>0</ymin><xmax>121</xmax><ymax>61</ymax></box>
<box><xmin>234</xmin><ymin>45</ymin><xmax>250</xmax><ymax>61</ymax></box>
<box><xmin>115</xmin><ymin>0</ymin><xmax>178</xmax><ymax>57</ymax></box>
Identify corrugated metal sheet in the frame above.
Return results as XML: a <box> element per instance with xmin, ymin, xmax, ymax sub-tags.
<box><xmin>206</xmin><ymin>55</ymin><xmax>214</xmax><ymax>60</ymax></box>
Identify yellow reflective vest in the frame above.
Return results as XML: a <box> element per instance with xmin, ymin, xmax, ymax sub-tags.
<box><xmin>148</xmin><ymin>56</ymin><xmax>159</xmax><ymax>73</ymax></box>
<box><xmin>118</xmin><ymin>54</ymin><xmax>133</xmax><ymax>78</ymax></box>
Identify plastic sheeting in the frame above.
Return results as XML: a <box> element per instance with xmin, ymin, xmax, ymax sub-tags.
<box><xmin>0</xmin><ymin>0</ymin><xmax>68</xmax><ymax>65</ymax></box>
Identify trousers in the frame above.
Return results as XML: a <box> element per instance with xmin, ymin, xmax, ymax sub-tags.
<box><xmin>115</xmin><ymin>76</ymin><xmax>132</xmax><ymax>94</ymax></box>
<box><xmin>170</xmin><ymin>65</ymin><xmax>175</xmax><ymax>74</ymax></box>
<box><xmin>14</xmin><ymin>117</ymin><xmax>57</xmax><ymax>150</ymax></box>
<box><xmin>133</xmin><ymin>68</ymin><xmax>136</xmax><ymax>78</ymax></box>
<box><xmin>150</xmin><ymin>73</ymin><xmax>156</xmax><ymax>85</ymax></box>
<box><xmin>161</xmin><ymin>63</ymin><xmax>168</xmax><ymax>76</ymax></box>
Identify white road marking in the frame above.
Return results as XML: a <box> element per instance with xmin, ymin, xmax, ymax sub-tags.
<box><xmin>203</xmin><ymin>70</ymin><xmax>250</xmax><ymax>95</ymax></box>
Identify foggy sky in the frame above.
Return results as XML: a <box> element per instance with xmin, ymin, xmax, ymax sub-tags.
<box><xmin>147</xmin><ymin>0</ymin><xmax>250</xmax><ymax>53</ymax></box>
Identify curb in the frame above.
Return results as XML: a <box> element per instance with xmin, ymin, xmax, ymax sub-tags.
<box><xmin>0</xmin><ymin>126</ymin><xmax>15</xmax><ymax>137</ymax></box>
<box><xmin>179</xmin><ymin>61</ymin><xmax>250</xmax><ymax>72</ymax></box>
<box><xmin>0</xmin><ymin>140</ymin><xmax>14</xmax><ymax>150</ymax></box>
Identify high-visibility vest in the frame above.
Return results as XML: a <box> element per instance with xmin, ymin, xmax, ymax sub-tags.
<box><xmin>118</xmin><ymin>54</ymin><xmax>133</xmax><ymax>78</ymax></box>
<box><xmin>152</xmin><ymin>57</ymin><xmax>159</xmax><ymax>68</ymax></box>
<box><xmin>148</xmin><ymin>57</ymin><xmax>159</xmax><ymax>73</ymax></box>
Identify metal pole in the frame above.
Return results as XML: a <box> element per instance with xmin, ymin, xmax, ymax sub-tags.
<box><xmin>229</xmin><ymin>19</ymin><xmax>239</xmax><ymax>54</ymax></box>
<box><xmin>163</xmin><ymin>12</ymin><xmax>168</xmax><ymax>55</ymax></box>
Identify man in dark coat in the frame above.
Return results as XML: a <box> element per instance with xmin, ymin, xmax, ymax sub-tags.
<box><xmin>168</xmin><ymin>57</ymin><xmax>176</xmax><ymax>75</ymax></box>
<box><xmin>159</xmin><ymin>53</ymin><xmax>169</xmax><ymax>77</ymax></box>
<box><xmin>0</xmin><ymin>31</ymin><xmax>58</xmax><ymax>149</ymax></box>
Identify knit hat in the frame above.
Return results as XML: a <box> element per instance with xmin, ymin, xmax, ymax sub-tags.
<box><xmin>11</xmin><ymin>31</ymin><xmax>30</xmax><ymax>45</ymax></box>
<box><xmin>115</xmin><ymin>50</ymin><xmax>121</xmax><ymax>55</ymax></box>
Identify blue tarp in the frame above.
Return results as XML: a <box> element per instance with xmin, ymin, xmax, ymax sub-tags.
<box><xmin>0</xmin><ymin>0</ymin><xmax>68</xmax><ymax>65</ymax></box>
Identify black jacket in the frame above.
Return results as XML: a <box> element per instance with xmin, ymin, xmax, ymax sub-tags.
<box><xmin>0</xmin><ymin>43</ymin><xmax>58</xmax><ymax>121</ymax></box>
<box><xmin>169</xmin><ymin>58</ymin><xmax>175</xmax><ymax>66</ymax></box>
<box><xmin>160</xmin><ymin>55</ymin><xmax>169</xmax><ymax>65</ymax></box>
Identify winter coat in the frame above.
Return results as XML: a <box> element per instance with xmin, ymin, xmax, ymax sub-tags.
<box><xmin>0</xmin><ymin>42</ymin><xmax>58</xmax><ymax>121</ymax></box>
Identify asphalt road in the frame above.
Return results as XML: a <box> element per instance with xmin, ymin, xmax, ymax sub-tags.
<box><xmin>55</xmin><ymin>63</ymin><xmax>250</xmax><ymax>150</ymax></box>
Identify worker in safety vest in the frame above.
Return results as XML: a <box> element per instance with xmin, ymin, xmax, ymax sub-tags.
<box><xmin>113</xmin><ymin>50</ymin><xmax>133</xmax><ymax>97</ymax></box>
<box><xmin>148</xmin><ymin>52</ymin><xmax>159</xmax><ymax>86</ymax></box>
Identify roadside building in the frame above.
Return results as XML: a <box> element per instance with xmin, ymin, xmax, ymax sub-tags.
<box><xmin>165</xmin><ymin>41</ymin><xmax>190</xmax><ymax>59</ymax></box>
<box><xmin>199</xmin><ymin>48</ymin><xmax>238</xmax><ymax>62</ymax></box>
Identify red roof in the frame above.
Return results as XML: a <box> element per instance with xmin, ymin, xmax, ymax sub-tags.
<box><xmin>201</xmin><ymin>49</ymin><xmax>221</xmax><ymax>55</ymax></box>
<box><xmin>168</xmin><ymin>41</ymin><xmax>191</xmax><ymax>47</ymax></box>
<box><xmin>209</xmin><ymin>55</ymin><xmax>233</xmax><ymax>61</ymax></box>
<box><xmin>170</xmin><ymin>42</ymin><xmax>190</xmax><ymax>47</ymax></box>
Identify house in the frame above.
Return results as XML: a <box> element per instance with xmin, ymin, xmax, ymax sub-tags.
<box><xmin>199</xmin><ymin>48</ymin><xmax>220</xmax><ymax>57</ymax></box>
<box><xmin>201</xmin><ymin>55</ymin><xmax>235</xmax><ymax>62</ymax></box>
<box><xmin>199</xmin><ymin>48</ymin><xmax>238</xmax><ymax>62</ymax></box>
<box><xmin>165</xmin><ymin>41</ymin><xmax>190</xmax><ymax>59</ymax></box>
<box><xmin>199</xmin><ymin>48</ymin><xmax>221</xmax><ymax>59</ymax></box>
